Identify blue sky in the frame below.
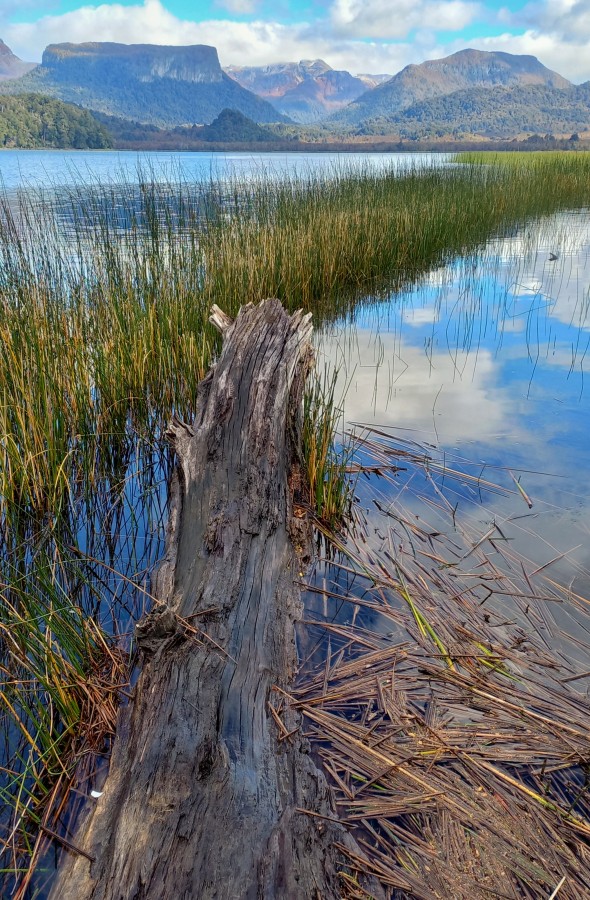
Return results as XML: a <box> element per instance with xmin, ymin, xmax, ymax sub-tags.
<box><xmin>1</xmin><ymin>0</ymin><xmax>589</xmax><ymax>82</ymax></box>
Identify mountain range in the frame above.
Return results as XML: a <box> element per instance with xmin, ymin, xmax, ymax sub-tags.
<box><xmin>225</xmin><ymin>59</ymin><xmax>389</xmax><ymax>123</ymax></box>
<box><xmin>329</xmin><ymin>49</ymin><xmax>574</xmax><ymax>132</ymax></box>
<box><xmin>0</xmin><ymin>40</ymin><xmax>588</xmax><ymax>142</ymax></box>
<box><xmin>325</xmin><ymin>50</ymin><xmax>588</xmax><ymax>139</ymax></box>
<box><xmin>2</xmin><ymin>42</ymin><xmax>287</xmax><ymax>126</ymax></box>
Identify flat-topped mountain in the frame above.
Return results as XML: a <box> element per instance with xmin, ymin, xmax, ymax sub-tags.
<box><xmin>225</xmin><ymin>59</ymin><xmax>389</xmax><ymax>122</ymax></box>
<box><xmin>42</xmin><ymin>42</ymin><xmax>223</xmax><ymax>84</ymax></box>
<box><xmin>0</xmin><ymin>39</ymin><xmax>35</xmax><ymax>80</ymax></box>
<box><xmin>5</xmin><ymin>42</ymin><xmax>287</xmax><ymax>126</ymax></box>
<box><xmin>332</xmin><ymin>49</ymin><xmax>571</xmax><ymax>127</ymax></box>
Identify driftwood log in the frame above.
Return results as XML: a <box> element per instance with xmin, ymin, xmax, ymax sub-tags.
<box><xmin>49</xmin><ymin>300</ymin><xmax>384</xmax><ymax>900</ymax></box>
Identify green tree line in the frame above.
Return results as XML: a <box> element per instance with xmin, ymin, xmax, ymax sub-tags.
<box><xmin>0</xmin><ymin>93</ymin><xmax>112</xmax><ymax>149</ymax></box>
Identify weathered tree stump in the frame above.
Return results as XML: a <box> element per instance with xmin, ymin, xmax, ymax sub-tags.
<box><xmin>49</xmin><ymin>300</ymin><xmax>383</xmax><ymax>900</ymax></box>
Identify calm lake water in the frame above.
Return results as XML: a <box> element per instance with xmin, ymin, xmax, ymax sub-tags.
<box><xmin>1</xmin><ymin>147</ymin><xmax>586</xmax><ymax>596</ymax></box>
<box><xmin>321</xmin><ymin>210</ymin><xmax>590</xmax><ymax>548</ymax></box>
<box><xmin>3</xmin><ymin>151</ymin><xmax>590</xmax><ymax>897</ymax></box>
<box><xmin>0</xmin><ymin>148</ymin><xmax>446</xmax><ymax>190</ymax></box>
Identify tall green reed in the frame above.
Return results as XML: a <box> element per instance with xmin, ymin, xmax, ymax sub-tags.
<box><xmin>302</xmin><ymin>367</ymin><xmax>354</xmax><ymax>532</ymax></box>
<box><xmin>2</xmin><ymin>154</ymin><xmax>590</xmax><ymax>887</ymax></box>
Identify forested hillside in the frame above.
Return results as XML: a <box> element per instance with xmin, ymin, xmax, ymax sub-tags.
<box><xmin>331</xmin><ymin>50</ymin><xmax>571</xmax><ymax>128</ymax></box>
<box><xmin>0</xmin><ymin>93</ymin><xmax>112</xmax><ymax>148</ymax></box>
<box><xmin>5</xmin><ymin>43</ymin><xmax>288</xmax><ymax>126</ymax></box>
<box><xmin>349</xmin><ymin>83</ymin><xmax>590</xmax><ymax>139</ymax></box>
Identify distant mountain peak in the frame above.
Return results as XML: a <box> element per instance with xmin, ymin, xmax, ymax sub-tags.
<box><xmin>417</xmin><ymin>48</ymin><xmax>570</xmax><ymax>87</ymax></box>
<box><xmin>225</xmin><ymin>58</ymin><xmax>390</xmax><ymax>123</ymax></box>
<box><xmin>299</xmin><ymin>59</ymin><xmax>332</xmax><ymax>75</ymax></box>
<box><xmin>0</xmin><ymin>38</ymin><xmax>36</xmax><ymax>80</ymax></box>
<box><xmin>331</xmin><ymin>48</ymin><xmax>571</xmax><ymax>128</ymax></box>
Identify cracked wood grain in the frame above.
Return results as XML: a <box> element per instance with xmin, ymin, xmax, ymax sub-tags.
<box><xmin>48</xmin><ymin>299</ymin><xmax>384</xmax><ymax>900</ymax></box>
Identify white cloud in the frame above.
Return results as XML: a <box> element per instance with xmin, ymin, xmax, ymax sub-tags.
<box><xmin>1</xmin><ymin>0</ymin><xmax>415</xmax><ymax>72</ymax></box>
<box><xmin>505</xmin><ymin>0</ymin><xmax>590</xmax><ymax>39</ymax></box>
<box><xmin>331</xmin><ymin>0</ymin><xmax>480</xmax><ymax>40</ymax></box>
<box><xmin>4</xmin><ymin>0</ymin><xmax>590</xmax><ymax>83</ymax></box>
<box><xmin>450</xmin><ymin>0</ymin><xmax>590</xmax><ymax>83</ymax></box>
<box><xmin>4</xmin><ymin>1</ymin><xmax>189</xmax><ymax>61</ymax></box>
<box><xmin>318</xmin><ymin>324</ymin><xmax>510</xmax><ymax>442</ymax></box>
<box><xmin>403</xmin><ymin>306</ymin><xmax>439</xmax><ymax>326</ymax></box>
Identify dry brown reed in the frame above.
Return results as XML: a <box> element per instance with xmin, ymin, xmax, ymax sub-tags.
<box><xmin>296</xmin><ymin>427</ymin><xmax>590</xmax><ymax>899</ymax></box>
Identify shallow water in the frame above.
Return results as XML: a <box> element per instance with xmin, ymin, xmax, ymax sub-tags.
<box><xmin>313</xmin><ymin>208</ymin><xmax>590</xmax><ymax>655</ymax></box>
<box><xmin>2</xmin><ymin>152</ymin><xmax>590</xmax><ymax>893</ymax></box>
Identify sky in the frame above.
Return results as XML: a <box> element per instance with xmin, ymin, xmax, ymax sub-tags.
<box><xmin>1</xmin><ymin>0</ymin><xmax>589</xmax><ymax>83</ymax></box>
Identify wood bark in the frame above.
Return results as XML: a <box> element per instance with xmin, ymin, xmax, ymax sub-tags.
<box><xmin>49</xmin><ymin>299</ymin><xmax>383</xmax><ymax>900</ymax></box>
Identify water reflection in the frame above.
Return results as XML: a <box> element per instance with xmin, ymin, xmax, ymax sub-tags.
<box><xmin>2</xmin><ymin>160</ymin><xmax>590</xmax><ymax>892</ymax></box>
<box><xmin>317</xmin><ymin>208</ymin><xmax>590</xmax><ymax>596</ymax></box>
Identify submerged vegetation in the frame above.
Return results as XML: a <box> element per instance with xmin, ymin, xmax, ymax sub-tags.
<box><xmin>1</xmin><ymin>152</ymin><xmax>590</xmax><ymax>892</ymax></box>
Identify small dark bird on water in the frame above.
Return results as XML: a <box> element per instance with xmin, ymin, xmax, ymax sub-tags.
<box><xmin>548</xmin><ymin>252</ymin><xmax>558</xmax><ymax>261</ymax></box>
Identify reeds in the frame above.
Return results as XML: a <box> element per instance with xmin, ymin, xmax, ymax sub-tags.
<box><xmin>298</xmin><ymin>428</ymin><xmax>590</xmax><ymax>899</ymax></box>
<box><xmin>0</xmin><ymin>563</ymin><xmax>126</xmax><ymax>898</ymax></box>
<box><xmin>200</xmin><ymin>156</ymin><xmax>590</xmax><ymax>313</ymax></box>
<box><xmin>302</xmin><ymin>367</ymin><xmax>355</xmax><ymax>532</ymax></box>
<box><xmin>2</xmin><ymin>157</ymin><xmax>590</xmax><ymax>530</ymax></box>
<box><xmin>2</xmin><ymin>153</ymin><xmax>590</xmax><ymax>890</ymax></box>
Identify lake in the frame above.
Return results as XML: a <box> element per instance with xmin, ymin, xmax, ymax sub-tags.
<box><xmin>0</xmin><ymin>148</ymin><xmax>446</xmax><ymax>190</ymax></box>
<box><xmin>2</xmin><ymin>149</ymin><xmax>590</xmax><ymax>897</ymax></box>
<box><xmin>3</xmin><ymin>147</ymin><xmax>590</xmax><ymax>661</ymax></box>
<box><xmin>319</xmin><ymin>208</ymin><xmax>590</xmax><ymax>593</ymax></box>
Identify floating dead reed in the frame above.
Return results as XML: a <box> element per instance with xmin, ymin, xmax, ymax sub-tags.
<box><xmin>297</xmin><ymin>427</ymin><xmax>590</xmax><ymax>899</ymax></box>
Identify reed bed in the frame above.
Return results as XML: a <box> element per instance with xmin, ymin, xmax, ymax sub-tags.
<box><xmin>1</xmin><ymin>154</ymin><xmax>590</xmax><ymax>890</ymax></box>
<box><xmin>457</xmin><ymin>149</ymin><xmax>590</xmax><ymax>169</ymax></box>
<box><xmin>297</xmin><ymin>427</ymin><xmax>590</xmax><ymax>899</ymax></box>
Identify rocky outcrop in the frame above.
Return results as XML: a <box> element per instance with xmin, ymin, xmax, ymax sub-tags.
<box><xmin>225</xmin><ymin>58</ymin><xmax>390</xmax><ymax>122</ymax></box>
<box><xmin>42</xmin><ymin>42</ymin><xmax>224</xmax><ymax>85</ymax></box>
<box><xmin>0</xmin><ymin>39</ymin><xmax>35</xmax><ymax>80</ymax></box>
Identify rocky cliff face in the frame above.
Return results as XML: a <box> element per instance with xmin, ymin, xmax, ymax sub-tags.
<box><xmin>333</xmin><ymin>49</ymin><xmax>571</xmax><ymax>126</ymax></box>
<box><xmin>6</xmin><ymin>42</ymin><xmax>287</xmax><ymax>126</ymax></box>
<box><xmin>0</xmin><ymin>39</ymin><xmax>35</xmax><ymax>80</ymax></box>
<box><xmin>225</xmin><ymin>59</ymin><xmax>389</xmax><ymax>122</ymax></box>
<box><xmin>42</xmin><ymin>42</ymin><xmax>223</xmax><ymax>84</ymax></box>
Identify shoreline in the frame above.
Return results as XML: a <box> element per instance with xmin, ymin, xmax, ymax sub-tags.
<box><xmin>1</xmin><ymin>140</ymin><xmax>589</xmax><ymax>154</ymax></box>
